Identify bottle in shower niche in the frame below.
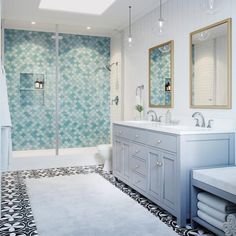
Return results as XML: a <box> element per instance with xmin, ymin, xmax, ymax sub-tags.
<box><xmin>39</xmin><ymin>81</ymin><xmax>44</xmax><ymax>89</ymax></box>
<box><xmin>35</xmin><ymin>80</ymin><xmax>40</xmax><ymax>89</ymax></box>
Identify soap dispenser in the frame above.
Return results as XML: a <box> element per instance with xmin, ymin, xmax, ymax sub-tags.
<box><xmin>165</xmin><ymin>110</ymin><xmax>171</xmax><ymax>124</ymax></box>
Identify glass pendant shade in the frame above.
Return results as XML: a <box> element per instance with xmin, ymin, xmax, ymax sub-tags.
<box><xmin>201</xmin><ymin>0</ymin><xmax>218</xmax><ymax>14</ymax></box>
<box><xmin>158</xmin><ymin>17</ymin><xmax>165</xmax><ymax>34</ymax></box>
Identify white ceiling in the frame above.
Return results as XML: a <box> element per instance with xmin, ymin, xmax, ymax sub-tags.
<box><xmin>2</xmin><ymin>0</ymin><xmax>166</xmax><ymax>36</ymax></box>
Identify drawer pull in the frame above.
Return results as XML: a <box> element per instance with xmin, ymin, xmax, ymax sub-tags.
<box><xmin>135</xmin><ymin>149</ymin><xmax>140</xmax><ymax>153</ymax></box>
<box><xmin>157</xmin><ymin>140</ymin><xmax>162</xmax><ymax>144</ymax></box>
<box><xmin>136</xmin><ymin>180</ymin><xmax>141</xmax><ymax>184</ymax></box>
<box><xmin>119</xmin><ymin>131</ymin><xmax>123</xmax><ymax>134</ymax></box>
<box><xmin>156</xmin><ymin>161</ymin><xmax>163</xmax><ymax>167</ymax></box>
<box><xmin>135</xmin><ymin>135</ymin><xmax>139</xmax><ymax>138</ymax></box>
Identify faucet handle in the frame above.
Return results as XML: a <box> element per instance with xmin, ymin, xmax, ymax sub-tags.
<box><xmin>207</xmin><ymin>119</ymin><xmax>214</xmax><ymax>128</ymax></box>
<box><xmin>158</xmin><ymin>115</ymin><xmax>163</xmax><ymax>122</ymax></box>
<box><xmin>194</xmin><ymin>118</ymin><xmax>200</xmax><ymax>127</ymax></box>
<box><xmin>147</xmin><ymin>112</ymin><xmax>155</xmax><ymax>121</ymax></box>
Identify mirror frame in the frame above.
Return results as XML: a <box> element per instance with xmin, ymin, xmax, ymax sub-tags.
<box><xmin>149</xmin><ymin>40</ymin><xmax>174</xmax><ymax>108</ymax></box>
<box><xmin>189</xmin><ymin>18</ymin><xmax>232</xmax><ymax>109</ymax></box>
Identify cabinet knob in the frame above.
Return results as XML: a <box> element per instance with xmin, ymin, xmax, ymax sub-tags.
<box><xmin>156</xmin><ymin>161</ymin><xmax>163</xmax><ymax>167</ymax></box>
<box><xmin>157</xmin><ymin>140</ymin><xmax>162</xmax><ymax>144</ymax></box>
<box><xmin>135</xmin><ymin>134</ymin><xmax>139</xmax><ymax>138</ymax></box>
<box><xmin>136</xmin><ymin>180</ymin><xmax>141</xmax><ymax>184</ymax></box>
<box><xmin>119</xmin><ymin>131</ymin><xmax>123</xmax><ymax>134</ymax></box>
<box><xmin>135</xmin><ymin>149</ymin><xmax>139</xmax><ymax>153</ymax></box>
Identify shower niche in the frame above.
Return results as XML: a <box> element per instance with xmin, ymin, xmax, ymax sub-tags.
<box><xmin>20</xmin><ymin>73</ymin><xmax>45</xmax><ymax>107</ymax></box>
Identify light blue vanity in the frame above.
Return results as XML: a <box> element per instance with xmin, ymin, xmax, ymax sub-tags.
<box><xmin>112</xmin><ymin>121</ymin><xmax>235</xmax><ymax>226</ymax></box>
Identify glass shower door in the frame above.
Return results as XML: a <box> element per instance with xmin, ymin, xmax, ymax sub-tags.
<box><xmin>4</xmin><ymin>26</ymin><xmax>57</xmax><ymax>156</ymax></box>
<box><xmin>58</xmin><ymin>32</ymin><xmax>111</xmax><ymax>152</ymax></box>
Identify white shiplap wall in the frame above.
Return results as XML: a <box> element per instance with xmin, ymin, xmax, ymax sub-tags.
<box><xmin>110</xmin><ymin>31</ymin><xmax>123</xmax><ymax>142</ymax></box>
<box><xmin>119</xmin><ymin>0</ymin><xmax>236</xmax><ymax>122</ymax></box>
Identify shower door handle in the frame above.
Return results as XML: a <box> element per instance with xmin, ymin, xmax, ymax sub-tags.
<box><xmin>111</xmin><ymin>96</ymin><xmax>119</xmax><ymax>106</ymax></box>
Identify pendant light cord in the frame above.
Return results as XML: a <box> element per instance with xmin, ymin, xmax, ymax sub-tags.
<box><xmin>160</xmin><ymin>0</ymin><xmax>163</xmax><ymax>19</ymax></box>
<box><xmin>129</xmin><ymin>6</ymin><xmax>132</xmax><ymax>38</ymax></box>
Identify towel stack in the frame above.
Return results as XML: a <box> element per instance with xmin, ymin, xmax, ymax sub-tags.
<box><xmin>197</xmin><ymin>192</ymin><xmax>236</xmax><ymax>234</ymax></box>
<box><xmin>223</xmin><ymin>214</ymin><xmax>236</xmax><ymax>236</ymax></box>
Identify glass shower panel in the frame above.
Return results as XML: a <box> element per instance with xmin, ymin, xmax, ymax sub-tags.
<box><xmin>4</xmin><ymin>28</ymin><xmax>57</xmax><ymax>153</ymax></box>
<box><xmin>58</xmin><ymin>33</ymin><xmax>111</xmax><ymax>150</ymax></box>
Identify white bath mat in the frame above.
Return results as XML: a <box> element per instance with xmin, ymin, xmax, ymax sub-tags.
<box><xmin>26</xmin><ymin>173</ymin><xmax>177</xmax><ymax>236</ymax></box>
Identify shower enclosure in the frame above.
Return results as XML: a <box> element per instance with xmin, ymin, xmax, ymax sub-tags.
<box><xmin>3</xmin><ymin>23</ymin><xmax>111</xmax><ymax>158</ymax></box>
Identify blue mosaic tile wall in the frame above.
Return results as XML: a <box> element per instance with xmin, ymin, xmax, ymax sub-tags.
<box><xmin>4</xmin><ymin>29</ymin><xmax>110</xmax><ymax>150</ymax></box>
<box><xmin>150</xmin><ymin>47</ymin><xmax>171</xmax><ymax>106</ymax></box>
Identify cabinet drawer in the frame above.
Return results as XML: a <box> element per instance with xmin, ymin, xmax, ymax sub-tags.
<box><xmin>130</xmin><ymin>156</ymin><xmax>147</xmax><ymax>176</ymax></box>
<box><xmin>147</xmin><ymin>132</ymin><xmax>177</xmax><ymax>152</ymax></box>
<box><xmin>132</xmin><ymin>172</ymin><xmax>147</xmax><ymax>192</ymax></box>
<box><xmin>131</xmin><ymin>128</ymin><xmax>148</xmax><ymax>144</ymax></box>
<box><xmin>130</xmin><ymin>144</ymin><xmax>146</xmax><ymax>160</ymax></box>
<box><xmin>113</xmin><ymin>125</ymin><xmax>133</xmax><ymax>140</ymax></box>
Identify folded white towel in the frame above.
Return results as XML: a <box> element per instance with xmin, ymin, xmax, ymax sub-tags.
<box><xmin>197</xmin><ymin>192</ymin><xmax>236</xmax><ymax>213</ymax></box>
<box><xmin>223</xmin><ymin>214</ymin><xmax>236</xmax><ymax>236</ymax></box>
<box><xmin>198</xmin><ymin>201</ymin><xmax>227</xmax><ymax>222</ymax></box>
<box><xmin>197</xmin><ymin>210</ymin><xmax>224</xmax><ymax>230</ymax></box>
<box><xmin>223</xmin><ymin>222</ymin><xmax>233</xmax><ymax>236</ymax></box>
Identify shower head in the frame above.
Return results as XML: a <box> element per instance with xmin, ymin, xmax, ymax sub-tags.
<box><xmin>104</xmin><ymin>62</ymin><xmax>118</xmax><ymax>71</ymax></box>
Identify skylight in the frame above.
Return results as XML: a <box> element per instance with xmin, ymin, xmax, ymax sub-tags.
<box><xmin>39</xmin><ymin>0</ymin><xmax>116</xmax><ymax>15</ymax></box>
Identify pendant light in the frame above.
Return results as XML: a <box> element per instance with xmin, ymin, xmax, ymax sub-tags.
<box><xmin>158</xmin><ymin>0</ymin><xmax>165</xmax><ymax>34</ymax></box>
<box><xmin>128</xmin><ymin>6</ymin><xmax>132</xmax><ymax>47</ymax></box>
<box><xmin>201</xmin><ymin>0</ymin><xmax>218</xmax><ymax>14</ymax></box>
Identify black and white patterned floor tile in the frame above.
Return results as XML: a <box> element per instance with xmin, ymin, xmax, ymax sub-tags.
<box><xmin>0</xmin><ymin>166</ymin><xmax>212</xmax><ymax>236</ymax></box>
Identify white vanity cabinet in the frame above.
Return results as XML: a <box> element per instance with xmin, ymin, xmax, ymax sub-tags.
<box><xmin>112</xmin><ymin>122</ymin><xmax>235</xmax><ymax>227</ymax></box>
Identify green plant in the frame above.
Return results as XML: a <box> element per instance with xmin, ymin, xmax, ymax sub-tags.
<box><xmin>135</xmin><ymin>105</ymin><xmax>144</xmax><ymax>113</ymax></box>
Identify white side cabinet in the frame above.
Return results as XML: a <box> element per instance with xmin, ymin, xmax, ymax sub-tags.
<box><xmin>112</xmin><ymin>123</ymin><xmax>235</xmax><ymax>226</ymax></box>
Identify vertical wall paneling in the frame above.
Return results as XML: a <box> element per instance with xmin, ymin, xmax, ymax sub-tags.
<box><xmin>121</xmin><ymin>0</ymin><xmax>235</xmax><ymax>120</ymax></box>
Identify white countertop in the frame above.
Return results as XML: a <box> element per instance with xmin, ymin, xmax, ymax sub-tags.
<box><xmin>113</xmin><ymin>121</ymin><xmax>236</xmax><ymax>135</ymax></box>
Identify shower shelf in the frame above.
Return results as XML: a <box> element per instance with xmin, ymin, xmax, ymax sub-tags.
<box><xmin>20</xmin><ymin>88</ymin><xmax>45</xmax><ymax>91</ymax></box>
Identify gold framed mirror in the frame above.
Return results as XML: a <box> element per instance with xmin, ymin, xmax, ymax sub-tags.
<box><xmin>190</xmin><ymin>18</ymin><xmax>232</xmax><ymax>109</ymax></box>
<box><xmin>149</xmin><ymin>40</ymin><xmax>174</xmax><ymax>108</ymax></box>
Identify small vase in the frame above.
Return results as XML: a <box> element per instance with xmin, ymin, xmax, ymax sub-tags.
<box><xmin>139</xmin><ymin>111</ymin><xmax>144</xmax><ymax>120</ymax></box>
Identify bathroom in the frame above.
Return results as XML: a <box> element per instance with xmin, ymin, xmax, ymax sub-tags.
<box><xmin>0</xmin><ymin>0</ymin><xmax>236</xmax><ymax>235</ymax></box>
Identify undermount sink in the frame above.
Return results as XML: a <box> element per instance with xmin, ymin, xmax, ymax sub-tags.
<box><xmin>127</xmin><ymin>121</ymin><xmax>208</xmax><ymax>131</ymax></box>
<box><xmin>126</xmin><ymin>120</ymin><xmax>154</xmax><ymax>124</ymax></box>
<box><xmin>115</xmin><ymin>121</ymin><xmax>218</xmax><ymax>134</ymax></box>
<box><xmin>160</xmin><ymin>124</ymin><xmax>209</xmax><ymax>131</ymax></box>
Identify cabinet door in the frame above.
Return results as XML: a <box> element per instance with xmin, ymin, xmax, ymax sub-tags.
<box><xmin>162</xmin><ymin>152</ymin><xmax>176</xmax><ymax>210</ymax></box>
<box><xmin>123</xmin><ymin>142</ymin><xmax>130</xmax><ymax>180</ymax></box>
<box><xmin>113</xmin><ymin>138</ymin><xmax>130</xmax><ymax>180</ymax></box>
<box><xmin>148</xmin><ymin>149</ymin><xmax>162</xmax><ymax>201</ymax></box>
<box><xmin>113</xmin><ymin>139</ymin><xmax>123</xmax><ymax>176</ymax></box>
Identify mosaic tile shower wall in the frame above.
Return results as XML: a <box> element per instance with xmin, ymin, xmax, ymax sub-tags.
<box><xmin>59</xmin><ymin>34</ymin><xmax>110</xmax><ymax>148</ymax></box>
<box><xmin>4</xmin><ymin>29</ymin><xmax>110</xmax><ymax>150</ymax></box>
<box><xmin>150</xmin><ymin>48</ymin><xmax>171</xmax><ymax>106</ymax></box>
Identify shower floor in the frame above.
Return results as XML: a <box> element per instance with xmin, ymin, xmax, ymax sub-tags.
<box><xmin>10</xmin><ymin>147</ymin><xmax>103</xmax><ymax>171</ymax></box>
